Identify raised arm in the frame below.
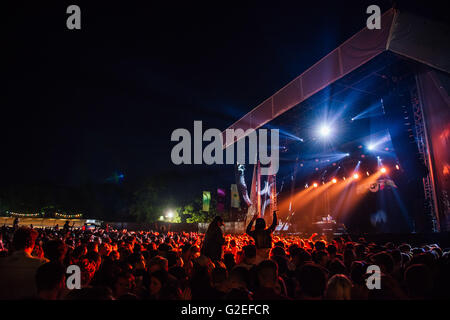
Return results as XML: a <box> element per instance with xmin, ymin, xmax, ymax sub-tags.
<box><xmin>246</xmin><ymin>215</ymin><xmax>257</xmax><ymax>235</ymax></box>
<box><xmin>267</xmin><ymin>211</ymin><xmax>278</xmax><ymax>233</ymax></box>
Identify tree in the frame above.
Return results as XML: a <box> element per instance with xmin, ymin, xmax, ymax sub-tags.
<box><xmin>184</xmin><ymin>197</ymin><xmax>217</xmax><ymax>223</ymax></box>
<box><xmin>129</xmin><ymin>177</ymin><xmax>179</xmax><ymax>223</ymax></box>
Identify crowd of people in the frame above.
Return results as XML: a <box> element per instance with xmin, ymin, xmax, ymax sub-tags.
<box><xmin>0</xmin><ymin>212</ymin><xmax>449</xmax><ymax>300</ymax></box>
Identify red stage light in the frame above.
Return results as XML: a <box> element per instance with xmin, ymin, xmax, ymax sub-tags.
<box><xmin>332</xmin><ymin>178</ymin><xmax>337</xmax><ymax>183</ymax></box>
<box><xmin>313</xmin><ymin>182</ymin><xmax>318</xmax><ymax>188</ymax></box>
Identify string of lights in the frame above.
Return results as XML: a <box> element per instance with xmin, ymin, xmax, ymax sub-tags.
<box><xmin>7</xmin><ymin>211</ymin><xmax>43</xmax><ymax>217</ymax></box>
<box><xmin>55</xmin><ymin>212</ymin><xmax>83</xmax><ymax>218</ymax></box>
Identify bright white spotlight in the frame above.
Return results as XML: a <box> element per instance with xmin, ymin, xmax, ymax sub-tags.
<box><xmin>313</xmin><ymin>182</ymin><xmax>318</xmax><ymax>188</ymax></box>
<box><xmin>318</xmin><ymin>125</ymin><xmax>331</xmax><ymax>138</ymax></box>
<box><xmin>166</xmin><ymin>210</ymin><xmax>174</xmax><ymax>219</ymax></box>
<box><xmin>368</xmin><ymin>144</ymin><xmax>375</xmax><ymax>151</ymax></box>
<box><xmin>332</xmin><ymin>178</ymin><xmax>337</xmax><ymax>183</ymax></box>
<box><xmin>353</xmin><ymin>173</ymin><xmax>359</xmax><ymax>179</ymax></box>
<box><xmin>380</xmin><ymin>167</ymin><xmax>387</xmax><ymax>174</ymax></box>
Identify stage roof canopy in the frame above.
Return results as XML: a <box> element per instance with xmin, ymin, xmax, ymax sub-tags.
<box><xmin>223</xmin><ymin>8</ymin><xmax>450</xmax><ymax>148</ymax></box>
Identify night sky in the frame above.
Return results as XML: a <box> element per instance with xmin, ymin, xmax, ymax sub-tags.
<box><xmin>2</xmin><ymin>1</ymin><xmax>440</xmax><ymax>192</ymax></box>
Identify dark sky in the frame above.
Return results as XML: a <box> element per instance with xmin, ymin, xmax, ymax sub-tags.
<box><xmin>3</xmin><ymin>0</ymin><xmax>437</xmax><ymax>189</ymax></box>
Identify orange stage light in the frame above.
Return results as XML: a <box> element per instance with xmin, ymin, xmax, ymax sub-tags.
<box><xmin>332</xmin><ymin>178</ymin><xmax>337</xmax><ymax>183</ymax></box>
<box><xmin>353</xmin><ymin>173</ymin><xmax>359</xmax><ymax>179</ymax></box>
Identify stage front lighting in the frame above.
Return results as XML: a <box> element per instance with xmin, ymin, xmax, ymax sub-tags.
<box><xmin>353</xmin><ymin>173</ymin><xmax>359</xmax><ymax>179</ymax></box>
<box><xmin>368</xmin><ymin>144</ymin><xmax>375</xmax><ymax>151</ymax></box>
<box><xmin>332</xmin><ymin>178</ymin><xmax>337</xmax><ymax>183</ymax></box>
<box><xmin>380</xmin><ymin>167</ymin><xmax>387</xmax><ymax>174</ymax></box>
<box><xmin>313</xmin><ymin>182</ymin><xmax>318</xmax><ymax>188</ymax></box>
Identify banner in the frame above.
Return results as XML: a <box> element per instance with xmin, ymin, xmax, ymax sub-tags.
<box><xmin>270</xmin><ymin>175</ymin><xmax>277</xmax><ymax>213</ymax></box>
<box><xmin>246</xmin><ymin>161</ymin><xmax>261</xmax><ymax>224</ymax></box>
<box><xmin>230</xmin><ymin>184</ymin><xmax>240</xmax><ymax>208</ymax></box>
<box><xmin>202</xmin><ymin>191</ymin><xmax>211</xmax><ymax>212</ymax></box>
<box><xmin>217</xmin><ymin>188</ymin><xmax>225</xmax><ymax>212</ymax></box>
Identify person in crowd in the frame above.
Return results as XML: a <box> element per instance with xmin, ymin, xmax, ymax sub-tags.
<box><xmin>201</xmin><ymin>216</ymin><xmax>225</xmax><ymax>262</ymax></box>
<box><xmin>210</xmin><ymin>267</ymin><xmax>229</xmax><ymax>299</ymax></box>
<box><xmin>34</xmin><ymin>262</ymin><xmax>66</xmax><ymax>300</ymax></box>
<box><xmin>404</xmin><ymin>264</ymin><xmax>433</xmax><ymax>299</ymax></box>
<box><xmin>253</xmin><ymin>259</ymin><xmax>289</xmax><ymax>300</ymax></box>
<box><xmin>225</xmin><ymin>266</ymin><xmax>252</xmax><ymax>300</ymax></box>
<box><xmin>325</xmin><ymin>274</ymin><xmax>352</xmax><ymax>300</ymax></box>
<box><xmin>13</xmin><ymin>217</ymin><xmax>19</xmax><ymax>229</ymax></box>
<box><xmin>113</xmin><ymin>271</ymin><xmax>136</xmax><ymax>299</ymax></box>
<box><xmin>0</xmin><ymin>227</ymin><xmax>48</xmax><ymax>299</ymax></box>
<box><xmin>43</xmin><ymin>239</ymin><xmax>67</xmax><ymax>263</ymax></box>
<box><xmin>238</xmin><ymin>244</ymin><xmax>257</xmax><ymax>270</ymax></box>
<box><xmin>296</xmin><ymin>263</ymin><xmax>328</xmax><ymax>300</ymax></box>
<box><xmin>246</xmin><ymin>211</ymin><xmax>277</xmax><ymax>263</ymax></box>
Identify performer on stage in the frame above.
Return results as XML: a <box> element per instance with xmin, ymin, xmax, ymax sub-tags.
<box><xmin>246</xmin><ymin>211</ymin><xmax>277</xmax><ymax>263</ymax></box>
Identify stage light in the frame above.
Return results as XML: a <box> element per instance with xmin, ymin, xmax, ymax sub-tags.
<box><xmin>318</xmin><ymin>124</ymin><xmax>331</xmax><ymax>138</ymax></box>
<box><xmin>368</xmin><ymin>144</ymin><xmax>375</xmax><ymax>151</ymax></box>
<box><xmin>346</xmin><ymin>153</ymin><xmax>350</xmax><ymax>156</ymax></box>
<box><xmin>332</xmin><ymin>178</ymin><xmax>337</xmax><ymax>183</ymax></box>
<box><xmin>395</xmin><ymin>164</ymin><xmax>400</xmax><ymax>170</ymax></box>
<box><xmin>366</xmin><ymin>171</ymin><xmax>370</xmax><ymax>176</ymax></box>
<box><xmin>343</xmin><ymin>177</ymin><xmax>346</xmax><ymax>180</ymax></box>
<box><xmin>380</xmin><ymin>167</ymin><xmax>387</xmax><ymax>174</ymax></box>
<box><xmin>159</xmin><ymin>216</ymin><xmax>164</xmax><ymax>221</ymax></box>
<box><xmin>353</xmin><ymin>173</ymin><xmax>359</xmax><ymax>179</ymax></box>
<box><xmin>313</xmin><ymin>182</ymin><xmax>318</xmax><ymax>188</ymax></box>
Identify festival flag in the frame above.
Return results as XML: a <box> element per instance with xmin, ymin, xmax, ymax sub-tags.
<box><xmin>217</xmin><ymin>188</ymin><xmax>226</xmax><ymax>212</ymax></box>
<box><xmin>202</xmin><ymin>191</ymin><xmax>211</xmax><ymax>212</ymax></box>
<box><xmin>231</xmin><ymin>184</ymin><xmax>240</xmax><ymax>208</ymax></box>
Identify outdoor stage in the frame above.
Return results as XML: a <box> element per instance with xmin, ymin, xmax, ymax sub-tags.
<box><xmin>226</xmin><ymin>8</ymin><xmax>450</xmax><ymax>235</ymax></box>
